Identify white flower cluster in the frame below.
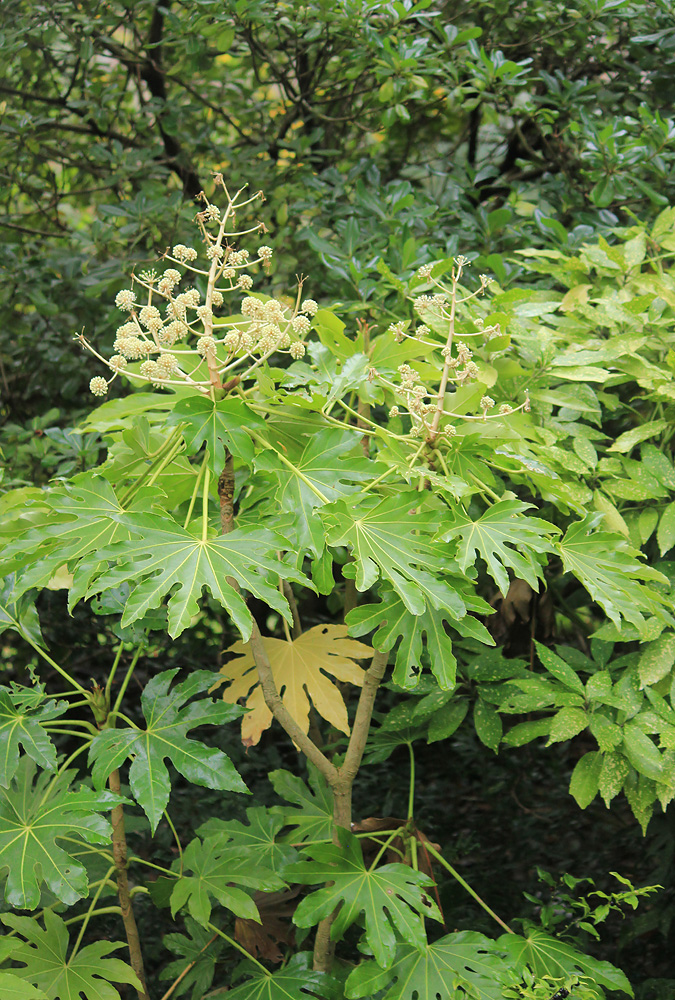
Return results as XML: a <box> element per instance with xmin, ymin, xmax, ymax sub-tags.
<box><xmin>84</xmin><ymin>179</ymin><xmax>318</xmax><ymax>397</ymax></box>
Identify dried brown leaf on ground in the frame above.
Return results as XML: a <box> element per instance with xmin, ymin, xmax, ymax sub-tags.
<box><xmin>235</xmin><ymin>888</ymin><xmax>299</xmax><ymax>963</ymax></box>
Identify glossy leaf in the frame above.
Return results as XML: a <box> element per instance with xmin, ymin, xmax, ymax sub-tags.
<box><xmin>285</xmin><ymin>828</ymin><xmax>440</xmax><ymax>969</ymax></box>
<box><xmin>169</xmin><ymin>836</ymin><xmax>285</xmax><ymax>925</ymax></box>
<box><xmin>0</xmin><ymin>687</ymin><xmax>64</xmax><ymax>786</ymax></box>
<box><xmin>224</xmin><ymin>953</ymin><xmax>334</xmax><ymax>1000</ymax></box>
<box><xmin>88</xmin><ymin>670</ymin><xmax>247</xmax><ymax>832</ymax></box>
<box><xmin>160</xmin><ymin>917</ymin><xmax>223</xmax><ymax>1000</ymax></box>
<box><xmin>85</xmin><ymin>519</ymin><xmax>310</xmax><ymax>639</ymax></box>
<box><xmin>0</xmin><ymin>758</ymin><xmax>122</xmax><ymax>909</ymax></box>
<box><xmin>2</xmin><ymin>910</ymin><xmax>141</xmax><ymax>1000</ymax></box>
<box><xmin>269</xmin><ymin>767</ymin><xmax>334</xmax><ymax>845</ymax></box>
<box><xmin>346</xmin><ymin>931</ymin><xmax>519</xmax><ymax>1000</ymax></box>
<box><xmin>438</xmin><ymin>499</ymin><xmax>556</xmax><ymax>597</ymax></box>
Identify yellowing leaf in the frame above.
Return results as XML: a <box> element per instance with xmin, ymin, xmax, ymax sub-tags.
<box><xmin>216</xmin><ymin>625</ymin><xmax>371</xmax><ymax>745</ymax></box>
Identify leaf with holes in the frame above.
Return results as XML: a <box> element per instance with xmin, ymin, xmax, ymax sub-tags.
<box><xmin>555</xmin><ymin>514</ymin><xmax>673</xmax><ymax>634</ymax></box>
<box><xmin>2</xmin><ymin>910</ymin><xmax>141</xmax><ymax>1000</ymax></box>
<box><xmin>269</xmin><ymin>767</ymin><xmax>334</xmax><ymax>844</ymax></box>
<box><xmin>346</xmin><ymin>586</ymin><xmax>493</xmax><ymax>690</ymax></box>
<box><xmin>437</xmin><ymin>499</ymin><xmax>556</xmax><ymax>597</ymax></box>
<box><xmin>345</xmin><ymin>931</ymin><xmax>519</xmax><ymax>1000</ymax></box>
<box><xmin>498</xmin><ymin>925</ymin><xmax>633</xmax><ymax>995</ymax></box>
<box><xmin>321</xmin><ymin>492</ymin><xmax>462</xmax><ymax>616</ymax></box>
<box><xmin>285</xmin><ymin>828</ymin><xmax>440</xmax><ymax>969</ymax></box>
<box><xmin>214</xmin><ymin>625</ymin><xmax>369</xmax><ymax>746</ymax></box>
<box><xmin>0</xmin><ymin>687</ymin><xmax>64</xmax><ymax>787</ymax></box>
<box><xmin>169</xmin><ymin>836</ymin><xmax>285</xmax><ymax>925</ymax></box>
<box><xmin>255</xmin><ymin>427</ymin><xmax>376</xmax><ymax>554</ymax></box>
<box><xmin>84</xmin><ymin>518</ymin><xmax>310</xmax><ymax>640</ymax></box>
<box><xmin>168</xmin><ymin>396</ymin><xmax>265</xmax><ymax>469</ymax></box>
<box><xmin>0</xmin><ymin>758</ymin><xmax>123</xmax><ymax>909</ymax></box>
<box><xmin>88</xmin><ymin>670</ymin><xmax>246</xmax><ymax>833</ymax></box>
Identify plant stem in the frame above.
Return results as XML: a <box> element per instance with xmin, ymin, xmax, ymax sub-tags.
<box><xmin>423</xmin><ymin>840</ymin><xmax>514</xmax><ymax>934</ymax></box>
<box><xmin>70</xmin><ymin>864</ymin><xmax>117</xmax><ymax>958</ymax></box>
<box><xmin>111</xmin><ymin>647</ymin><xmax>143</xmax><ymax>717</ymax></box>
<box><xmin>407</xmin><ymin>742</ymin><xmax>415</xmax><ymax>820</ymax></box>
<box><xmin>183</xmin><ymin>453</ymin><xmax>207</xmax><ymax>528</ymax></box>
<box><xmin>158</xmin><ymin>933</ymin><xmax>218</xmax><ymax>1000</ymax></box>
<box><xmin>202</xmin><ymin>463</ymin><xmax>212</xmax><ymax>541</ymax></box>
<box><xmin>206</xmin><ymin>922</ymin><xmax>270</xmax><ymax>974</ymax></box>
<box><xmin>21</xmin><ymin>634</ymin><xmax>88</xmax><ymax>696</ymax></box>
<box><xmin>109</xmin><ymin>766</ymin><xmax>151</xmax><ymax>999</ymax></box>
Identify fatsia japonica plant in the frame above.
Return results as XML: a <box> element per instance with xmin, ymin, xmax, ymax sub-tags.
<box><xmin>0</xmin><ymin>174</ymin><xmax>668</xmax><ymax>1000</ymax></box>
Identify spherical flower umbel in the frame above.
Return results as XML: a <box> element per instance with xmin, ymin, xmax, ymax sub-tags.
<box><xmin>156</xmin><ymin>353</ymin><xmax>178</xmax><ymax>375</ymax></box>
<box><xmin>237</xmin><ymin>274</ymin><xmax>253</xmax><ymax>291</ymax></box>
<box><xmin>115</xmin><ymin>289</ymin><xmax>136</xmax><ymax>311</ymax></box>
<box><xmin>499</xmin><ymin>403</ymin><xmax>513</xmax><ymax>415</ymax></box>
<box><xmin>289</xmin><ymin>341</ymin><xmax>305</xmax><ymax>360</ymax></box>
<box><xmin>118</xmin><ymin>336</ymin><xmax>145</xmax><ymax>360</ymax></box>
<box><xmin>212</xmin><ymin>290</ymin><xmax>224</xmax><ymax>308</ymax></box>
<box><xmin>389</xmin><ymin>406</ymin><xmax>400</xmax><ymax>418</ymax></box>
<box><xmin>480</xmin><ymin>395</ymin><xmax>495</xmax><ymax>410</ymax></box>
<box><xmin>416</xmin><ymin>263</ymin><xmax>433</xmax><ymax>279</ymax></box>
<box><xmin>300</xmin><ymin>299</ymin><xmax>318</xmax><ymax>316</ymax></box>
<box><xmin>258</xmin><ymin>245</ymin><xmax>274</xmax><ymax>261</ymax></box>
<box><xmin>241</xmin><ymin>297</ymin><xmax>264</xmax><ymax>318</ymax></box>
<box><xmin>89</xmin><ymin>376</ymin><xmax>108</xmax><ymax>396</ymax></box>
<box><xmin>172</xmin><ymin>244</ymin><xmax>198</xmax><ymax>262</ymax></box>
<box><xmin>108</xmin><ymin>354</ymin><xmax>128</xmax><ymax>372</ymax></box>
<box><xmin>140</xmin><ymin>360</ymin><xmax>161</xmax><ymax>381</ymax></box>
<box><xmin>292</xmin><ymin>315</ymin><xmax>310</xmax><ymax>334</ymax></box>
<box><xmin>197</xmin><ymin>336</ymin><xmax>216</xmax><ymax>356</ymax></box>
<box><xmin>139</xmin><ymin>305</ymin><xmax>161</xmax><ymax>329</ymax></box>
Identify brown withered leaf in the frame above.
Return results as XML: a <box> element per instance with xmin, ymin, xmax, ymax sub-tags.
<box><xmin>214</xmin><ymin>624</ymin><xmax>371</xmax><ymax>746</ymax></box>
<box><xmin>235</xmin><ymin>888</ymin><xmax>299</xmax><ymax>963</ymax></box>
<box><xmin>352</xmin><ymin>816</ymin><xmax>441</xmax><ymax>881</ymax></box>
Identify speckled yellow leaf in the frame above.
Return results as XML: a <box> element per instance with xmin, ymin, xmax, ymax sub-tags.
<box><xmin>215</xmin><ymin>625</ymin><xmax>371</xmax><ymax>746</ymax></box>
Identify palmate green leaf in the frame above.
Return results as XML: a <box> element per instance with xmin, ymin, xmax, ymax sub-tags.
<box><xmin>161</xmin><ymin>917</ymin><xmax>223</xmax><ymax>1000</ymax></box>
<box><xmin>345</xmin><ymin>931</ymin><xmax>519</xmax><ymax>1000</ymax></box>
<box><xmin>255</xmin><ymin>427</ymin><xmax>376</xmax><ymax>554</ymax></box>
<box><xmin>0</xmin><ymin>758</ymin><xmax>121</xmax><ymax>908</ymax></box>
<box><xmin>269</xmin><ymin>767</ymin><xmax>334</xmax><ymax>844</ymax></box>
<box><xmin>437</xmin><ymin>499</ymin><xmax>556</xmax><ymax>597</ymax></box>
<box><xmin>555</xmin><ymin>514</ymin><xmax>673</xmax><ymax>634</ymax></box>
<box><xmin>89</xmin><ymin>670</ymin><xmax>246</xmax><ymax>833</ymax></box>
<box><xmin>85</xmin><ymin>518</ymin><xmax>310</xmax><ymax>640</ymax></box>
<box><xmin>0</xmin><ymin>474</ymin><xmax>163</xmax><ymax>605</ymax></box>
<box><xmin>2</xmin><ymin>910</ymin><xmax>141</xmax><ymax>1000</ymax></box>
<box><xmin>285</xmin><ymin>828</ymin><xmax>440</xmax><ymax>969</ymax></box>
<box><xmin>498</xmin><ymin>925</ymin><xmax>633</xmax><ymax>996</ymax></box>
<box><xmin>0</xmin><ymin>687</ymin><xmax>64</xmax><ymax>786</ymax></box>
<box><xmin>170</xmin><ymin>836</ymin><xmax>285</xmax><ymax>925</ymax></box>
<box><xmin>198</xmin><ymin>806</ymin><xmax>298</xmax><ymax>871</ymax></box>
<box><xmin>224</xmin><ymin>953</ymin><xmax>334</xmax><ymax>1000</ymax></box>
<box><xmin>321</xmin><ymin>492</ymin><xmax>462</xmax><ymax>616</ymax></box>
<box><xmin>0</xmin><ymin>577</ymin><xmax>44</xmax><ymax>647</ymax></box>
<box><xmin>347</xmin><ymin>586</ymin><xmax>494</xmax><ymax>690</ymax></box>
<box><xmin>168</xmin><ymin>396</ymin><xmax>265</xmax><ymax>469</ymax></box>
<box><xmin>0</xmin><ymin>971</ymin><xmax>47</xmax><ymax>999</ymax></box>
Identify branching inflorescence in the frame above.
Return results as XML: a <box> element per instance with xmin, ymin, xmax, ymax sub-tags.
<box><xmin>81</xmin><ymin>174</ymin><xmax>316</xmax><ymax>399</ymax></box>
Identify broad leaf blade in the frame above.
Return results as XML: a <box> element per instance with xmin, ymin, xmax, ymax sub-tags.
<box><xmin>89</xmin><ymin>670</ymin><xmax>247</xmax><ymax>832</ymax></box>
<box><xmin>286</xmin><ymin>829</ymin><xmax>440</xmax><ymax>969</ymax></box>
<box><xmin>215</xmin><ymin>625</ymin><xmax>370</xmax><ymax>745</ymax></box>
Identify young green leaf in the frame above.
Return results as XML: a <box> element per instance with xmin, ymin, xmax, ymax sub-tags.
<box><xmin>555</xmin><ymin>515</ymin><xmax>673</xmax><ymax>633</ymax></box>
<box><xmin>198</xmin><ymin>807</ymin><xmax>298</xmax><ymax>872</ymax></box>
<box><xmin>168</xmin><ymin>396</ymin><xmax>264</xmax><ymax>469</ymax></box>
<box><xmin>224</xmin><ymin>953</ymin><xmax>334</xmax><ymax>1000</ymax></box>
<box><xmin>498</xmin><ymin>925</ymin><xmax>633</xmax><ymax>995</ymax></box>
<box><xmin>255</xmin><ymin>427</ymin><xmax>376</xmax><ymax>554</ymax></box>
<box><xmin>2</xmin><ymin>910</ymin><xmax>141</xmax><ymax>1000</ymax></box>
<box><xmin>347</xmin><ymin>586</ymin><xmax>493</xmax><ymax>690</ymax></box>
<box><xmin>160</xmin><ymin>917</ymin><xmax>223</xmax><ymax>1000</ymax></box>
<box><xmin>88</xmin><ymin>670</ymin><xmax>247</xmax><ymax>832</ymax></box>
<box><xmin>285</xmin><ymin>828</ymin><xmax>440</xmax><ymax>969</ymax></box>
<box><xmin>438</xmin><ymin>499</ymin><xmax>556</xmax><ymax>597</ymax></box>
